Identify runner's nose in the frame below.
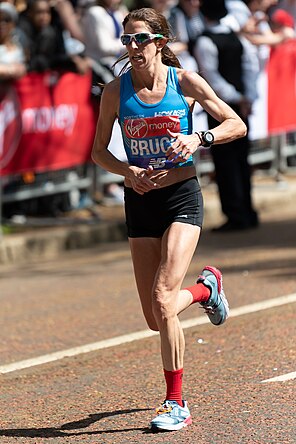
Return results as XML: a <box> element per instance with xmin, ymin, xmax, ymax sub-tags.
<box><xmin>130</xmin><ymin>38</ymin><xmax>139</xmax><ymax>48</ymax></box>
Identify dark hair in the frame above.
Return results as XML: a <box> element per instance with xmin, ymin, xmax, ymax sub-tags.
<box><xmin>200</xmin><ymin>0</ymin><xmax>227</xmax><ymax>21</ymax></box>
<box><xmin>113</xmin><ymin>8</ymin><xmax>181</xmax><ymax>75</ymax></box>
<box><xmin>26</xmin><ymin>0</ymin><xmax>50</xmax><ymax>12</ymax></box>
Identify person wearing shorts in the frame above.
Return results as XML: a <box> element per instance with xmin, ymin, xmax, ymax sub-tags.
<box><xmin>92</xmin><ymin>7</ymin><xmax>246</xmax><ymax>432</ymax></box>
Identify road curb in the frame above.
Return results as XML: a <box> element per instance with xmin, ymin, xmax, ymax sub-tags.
<box><xmin>0</xmin><ymin>221</ymin><xmax>127</xmax><ymax>265</ymax></box>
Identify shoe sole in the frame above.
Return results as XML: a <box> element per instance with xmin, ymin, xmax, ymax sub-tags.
<box><xmin>214</xmin><ymin>288</ymin><xmax>229</xmax><ymax>325</ymax></box>
<box><xmin>150</xmin><ymin>415</ymin><xmax>192</xmax><ymax>432</ymax></box>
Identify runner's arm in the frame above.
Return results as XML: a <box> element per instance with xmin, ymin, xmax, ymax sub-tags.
<box><xmin>91</xmin><ymin>79</ymin><xmax>161</xmax><ymax>194</ymax></box>
<box><xmin>165</xmin><ymin>70</ymin><xmax>247</xmax><ymax>162</ymax></box>
<box><xmin>179</xmin><ymin>69</ymin><xmax>247</xmax><ymax>145</ymax></box>
<box><xmin>91</xmin><ymin>79</ymin><xmax>130</xmax><ymax>177</ymax></box>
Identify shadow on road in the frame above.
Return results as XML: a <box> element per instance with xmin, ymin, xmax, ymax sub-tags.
<box><xmin>0</xmin><ymin>408</ymin><xmax>150</xmax><ymax>438</ymax></box>
<box><xmin>202</xmin><ymin>218</ymin><xmax>296</xmax><ymax>251</ymax></box>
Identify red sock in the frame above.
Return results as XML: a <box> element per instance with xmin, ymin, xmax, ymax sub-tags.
<box><xmin>186</xmin><ymin>282</ymin><xmax>210</xmax><ymax>304</ymax></box>
<box><xmin>164</xmin><ymin>368</ymin><xmax>183</xmax><ymax>407</ymax></box>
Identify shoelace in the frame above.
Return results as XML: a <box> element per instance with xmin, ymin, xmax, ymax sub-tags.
<box><xmin>200</xmin><ymin>305</ymin><xmax>215</xmax><ymax>314</ymax></box>
<box><xmin>155</xmin><ymin>401</ymin><xmax>173</xmax><ymax>415</ymax></box>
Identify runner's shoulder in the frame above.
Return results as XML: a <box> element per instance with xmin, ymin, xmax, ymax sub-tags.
<box><xmin>102</xmin><ymin>76</ymin><xmax>121</xmax><ymax>99</ymax></box>
<box><xmin>175</xmin><ymin>68</ymin><xmax>212</xmax><ymax>103</ymax></box>
<box><xmin>175</xmin><ymin>67</ymin><xmax>203</xmax><ymax>87</ymax></box>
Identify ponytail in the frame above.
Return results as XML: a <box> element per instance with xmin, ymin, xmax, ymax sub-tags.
<box><xmin>161</xmin><ymin>45</ymin><xmax>182</xmax><ymax>68</ymax></box>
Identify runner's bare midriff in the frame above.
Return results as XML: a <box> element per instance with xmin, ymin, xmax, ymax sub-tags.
<box><xmin>124</xmin><ymin>165</ymin><xmax>196</xmax><ymax>189</ymax></box>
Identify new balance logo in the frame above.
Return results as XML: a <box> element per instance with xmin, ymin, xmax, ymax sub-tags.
<box><xmin>149</xmin><ymin>158</ymin><xmax>167</xmax><ymax>169</ymax></box>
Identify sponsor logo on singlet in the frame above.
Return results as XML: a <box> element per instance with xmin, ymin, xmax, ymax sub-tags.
<box><xmin>123</xmin><ymin>113</ymin><xmax>192</xmax><ymax>169</ymax></box>
<box><xmin>123</xmin><ymin>115</ymin><xmax>181</xmax><ymax>169</ymax></box>
<box><xmin>155</xmin><ymin>109</ymin><xmax>186</xmax><ymax>118</ymax></box>
<box><xmin>125</xmin><ymin>118</ymin><xmax>148</xmax><ymax>138</ymax></box>
<box><xmin>125</xmin><ymin>115</ymin><xmax>180</xmax><ymax>139</ymax></box>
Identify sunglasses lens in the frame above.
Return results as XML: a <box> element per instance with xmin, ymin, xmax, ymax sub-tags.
<box><xmin>121</xmin><ymin>33</ymin><xmax>152</xmax><ymax>45</ymax></box>
<box><xmin>121</xmin><ymin>35</ymin><xmax>131</xmax><ymax>45</ymax></box>
<box><xmin>135</xmin><ymin>33</ymin><xmax>150</xmax><ymax>43</ymax></box>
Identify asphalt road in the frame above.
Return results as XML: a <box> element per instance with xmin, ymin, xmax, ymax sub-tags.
<box><xmin>0</xmin><ymin>204</ymin><xmax>296</xmax><ymax>444</ymax></box>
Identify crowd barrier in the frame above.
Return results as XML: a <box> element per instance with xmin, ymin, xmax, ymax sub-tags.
<box><xmin>0</xmin><ymin>70</ymin><xmax>96</xmax><ymax>176</ymax></box>
<box><xmin>0</xmin><ymin>70</ymin><xmax>97</xmax><ymax>222</ymax></box>
<box><xmin>1</xmin><ymin>38</ymin><xmax>296</xmax><ymax>225</ymax></box>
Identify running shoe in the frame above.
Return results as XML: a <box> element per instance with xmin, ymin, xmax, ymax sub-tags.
<box><xmin>197</xmin><ymin>266</ymin><xmax>229</xmax><ymax>325</ymax></box>
<box><xmin>150</xmin><ymin>400</ymin><xmax>192</xmax><ymax>432</ymax></box>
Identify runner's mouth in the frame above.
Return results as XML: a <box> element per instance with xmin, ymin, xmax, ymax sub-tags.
<box><xmin>132</xmin><ymin>55</ymin><xmax>144</xmax><ymax>61</ymax></box>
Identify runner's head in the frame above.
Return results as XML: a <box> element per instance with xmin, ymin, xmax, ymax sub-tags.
<box><xmin>114</xmin><ymin>8</ymin><xmax>181</xmax><ymax>74</ymax></box>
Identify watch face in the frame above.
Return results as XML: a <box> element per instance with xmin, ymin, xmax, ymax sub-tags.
<box><xmin>204</xmin><ymin>132</ymin><xmax>214</xmax><ymax>143</ymax></box>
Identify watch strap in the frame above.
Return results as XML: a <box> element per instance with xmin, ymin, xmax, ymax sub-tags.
<box><xmin>195</xmin><ymin>131</ymin><xmax>203</xmax><ymax>145</ymax></box>
<box><xmin>199</xmin><ymin>131</ymin><xmax>214</xmax><ymax>147</ymax></box>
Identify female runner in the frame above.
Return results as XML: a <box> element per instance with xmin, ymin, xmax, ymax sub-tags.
<box><xmin>92</xmin><ymin>8</ymin><xmax>246</xmax><ymax>432</ymax></box>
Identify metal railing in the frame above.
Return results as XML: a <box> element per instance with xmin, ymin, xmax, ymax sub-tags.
<box><xmin>195</xmin><ymin>132</ymin><xmax>296</xmax><ymax>177</ymax></box>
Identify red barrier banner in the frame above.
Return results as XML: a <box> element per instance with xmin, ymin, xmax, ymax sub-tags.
<box><xmin>0</xmin><ymin>71</ymin><xmax>96</xmax><ymax>176</ymax></box>
<box><xmin>238</xmin><ymin>39</ymin><xmax>296</xmax><ymax>141</ymax></box>
<box><xmin>268</xmin><ymin>39</ymin><xmax>296</xmax><ymax>135</ymax></box>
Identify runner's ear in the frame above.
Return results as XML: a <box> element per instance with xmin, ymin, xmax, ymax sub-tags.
<box><xmin>156</xmin><ymin>37</ymin><xmax>167</xmax><ymax>49</ymax></box>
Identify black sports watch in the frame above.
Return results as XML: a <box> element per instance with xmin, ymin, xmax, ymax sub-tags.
<box><xmin>199</xmin><ymin>131</ymin><xmax>215</xmax><ymax>147</ymax></box>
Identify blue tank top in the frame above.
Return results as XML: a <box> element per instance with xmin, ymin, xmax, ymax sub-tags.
<box><xmin>118</xmin><ymin>66</ymin><xmax>193</xmax><ymax>170</ymax></box>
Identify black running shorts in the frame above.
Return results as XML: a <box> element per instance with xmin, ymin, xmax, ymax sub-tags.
<box><xmin>124</xmin><ymin>176</ymin><xmax>204</xmax><ymax>238</ymax></box>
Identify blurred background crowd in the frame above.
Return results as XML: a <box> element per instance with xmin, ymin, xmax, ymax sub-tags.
<box><xmin>1</xmin><ymin>0</ymin><xmax>294</xmax><ymax>83</ymax></box>
<box><xmin>1</xmin><ymin>0</ymin><xmax>296</xmax><ymax>225</ymax></box>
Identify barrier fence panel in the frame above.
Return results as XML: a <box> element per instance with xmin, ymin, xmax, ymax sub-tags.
<box><xmin>0</xmin><ymin>70</ymin><xmax>96</xmax><ymax>224</ymax></box>
<box><xmin>194</xmin><ymin>133</ymin><xmax>296</xmax><ymax>178</ymax></box>
<box><xmin>0</xmin><ymin>71</ymin><xmax>96</xmax><ymax>177</ymax></box>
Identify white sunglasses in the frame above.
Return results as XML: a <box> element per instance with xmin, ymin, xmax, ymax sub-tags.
<box><xmin>120</xmin><ymin>33</ymin><xmax>164</xmax><ymax>46</ymax></box>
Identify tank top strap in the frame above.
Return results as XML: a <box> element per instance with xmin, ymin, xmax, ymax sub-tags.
<box><xmin>119</xmin><ymin>70</ymin><xmax>132</xmax><ymax>115</ymax></box>
<box><xmin>167</xmin><ymin>66</ymin><xmax>177</xmax><ymax>88</ymax></box>
<box><xmin>168</xmin><ymin>66</ymin><xmax>189</xmax><ymax>110</ymax></box>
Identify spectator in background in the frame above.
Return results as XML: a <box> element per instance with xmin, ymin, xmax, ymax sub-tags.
<box><xmin>278</xmin><ymin>0</ymin><xmax>296</xmax><ymax>29</ymax></box>
<box><xmin>226</xmin><ymin>0</ymin><xmax>252</xmax><ymax>28</ymax></box>
<box><xmin>168</xmin><ymin>0</ymin><xmax>203</xmax><ymax>70</ymax></box>
<box><xmin>79</xmin><ymin>0</ymin><xmax>128</xmax><ymax>204</ymax></box>
<box><xmin>148</xmin><ymin>0</ymin><xmax>175</xmax><ymax>17</ymax></box>
<box><xmin>0</xmin><ymin>2</ymin><xmax>26</xmax><ymax>81</ymax></box>
<box><xmin>269</xmin><ymin>5</ymin><xmax>295</xmax><ymax>32</ymax></box>
<box><xmin>240</xmin><ymin>0</ymin><xmax>295</xmax><ymax>46</ymax></box>
<box><xmin>195</xmin><ymin>0</ymin><xmax>259</xmax><ymax>232</ymax></box>
<box><xmin>79</xmin><ymin>0</ymin><xmax>127</xmax><ymax>72</ymax></box>
<box><xmin>18</xmin><ymin>0</ymin><xmax>90</xmax><ymax>73</ymax></box>
<box><xmin>148</xmin><ymin>0</ymin><xmax>200</xmax><ymax>70</ymax></box>
<box><xmin>223</xmin><ymin>1</ymin><xmax>260</xmax><ymax>107</ymax></box>
<box><xmin>18</xmin><ymin>0</ymin><xmax>58</xmax><ymax>71</ymax></box>
<box><xmin>51</xmin><ymin>0</ymin><xmax>85</xmax><ymax>44</ymax></box>
<box><xmin>148</xmin><ymin>0</ymin><xmax>198</xmax><ymax>70</ymax></box>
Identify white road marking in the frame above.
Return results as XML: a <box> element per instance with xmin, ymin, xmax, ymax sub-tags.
<box><xmin>261</xmin><ymin>371</ymin><xmax>296</xmax><ymax>383</ymax></box>
<box><xmin>0</xmin><ymin>292</ymin><xmax>296</xmax><ymax>375</ymax></box>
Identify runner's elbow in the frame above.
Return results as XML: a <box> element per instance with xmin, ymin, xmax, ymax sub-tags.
<box><xmin>241</xmin><ymin>121</ymin><xmax>248</xmax><ymax>137</ymax></box>
<box><xmin>236</xmin><ymin>120</ymin><xmax>247</xmax><ymax>138</ymax></box>
<box><xmin>91</xmin><ymin>147</ymin><xmax>101</xmax><ymax>166</ymax></box>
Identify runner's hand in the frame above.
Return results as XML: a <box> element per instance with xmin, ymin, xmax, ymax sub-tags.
<box><xmin>166</xmin><ymin>129</ymin><xmax>200</xmax><ymax>163</ymax></box>
<box><xmin>127</xmin><ymin>165</ymin><xmax>160</xmax><ymax>195</ymax></box>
